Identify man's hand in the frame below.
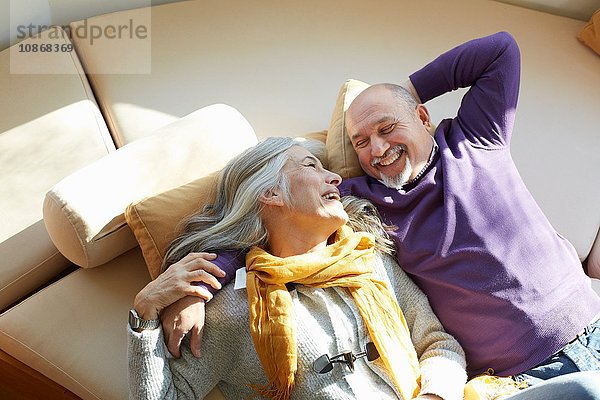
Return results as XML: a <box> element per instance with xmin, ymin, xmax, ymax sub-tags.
<box><xmin>133</xmin><ymin>252</ymin><xmax>223</xmax><ymax>325</ymax></box>
<box><xmin>134</xmin><ymin>252</ymin><xmax>223</xmax><ymax>320</ymax></box>
<box><xmin>162</xmin><ymin>295</ymin><xmax>206</xmax><ymax>358</ymax></box>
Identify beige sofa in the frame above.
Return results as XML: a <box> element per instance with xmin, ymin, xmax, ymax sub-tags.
<box><xmin>0</xmin><ymin>0</ymin><xmax>599</xmax><ymax>398</ymax></box>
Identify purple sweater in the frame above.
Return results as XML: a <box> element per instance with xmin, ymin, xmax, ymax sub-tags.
<box><xmin>340</xmin><ymin>32</ymin><xmax>600</xmax><ymax>376</ymax></box>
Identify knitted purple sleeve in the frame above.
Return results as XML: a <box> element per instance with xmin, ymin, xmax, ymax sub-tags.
<box><xmin>192</xmin><ymin>250</ymin><xmax>246</xmax><ymax>295</ymax></box>
<box><xmin>410</xmin><ymin>31</ymin><xmax>521</xmax><ymax>147</ymax></box>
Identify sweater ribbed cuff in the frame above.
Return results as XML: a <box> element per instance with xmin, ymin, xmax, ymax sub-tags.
<box><xmin>419</xmin><ymin>357</ymin><xmax>467</xmax><ymax>400</ymax></box>
<box><xmin>128</xmin><ymin>324</ymin><xmax>164</xmax><ymax>356</ymax></box>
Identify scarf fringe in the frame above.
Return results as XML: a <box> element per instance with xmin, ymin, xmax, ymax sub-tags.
<box><xmin>464</xmin><ymin>375</ymin><xmax>528</xmax><ymax>400</ymax></box>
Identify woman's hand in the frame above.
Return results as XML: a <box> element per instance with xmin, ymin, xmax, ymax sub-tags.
<box><xmin>133</xmin><ymin>252</ymin><xmax>225</xmax><ymax>321</ymax></box>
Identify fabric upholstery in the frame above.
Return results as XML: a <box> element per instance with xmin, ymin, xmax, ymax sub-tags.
<box><xmin>126</xmin><ymin>173</ymin><xmax>220</xmax><ymax>280</ymax></box>
<box><xmin>578</xmin><ymin>9</ymin><xmax>600</xmax><ymax>55</ymax></box>
<box><xmin>0</xmin><ymin>249</ymin><xmax>148</xmax><ymax>399</ymax></box>
<box><xmin>43</xmin><ymin>104</ymin><xmax>257</xmax><ymax>269</ymax></box>
<box><xmin>1</xmin><ymin>1</ymin><xmax>599</xmax><ymax>400</ymax></box>
<box><xmin>66</xmin><ymin>0</ymin><xmax>599</xmax><ymax>260</ymax></box>
<box><xmin>0</xmin><ymin>26</ymin><xmax>113</xmax><ymax>310</ymax></box>
<box><xmin>0</xmin><ymin>247</ymin><xmax>226</xmax><ymax>400</ymax></box>
<box><xmin>326</xmin><ymin>79</ymin><xmax>369</xmax><ymax>179</ymax></box>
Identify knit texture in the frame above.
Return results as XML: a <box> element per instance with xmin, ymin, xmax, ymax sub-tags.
<box><xmin>128</xmin><ymin>253</ymin><xmax>466</xmax><ymax>399</ymax></box>
<box><xmin>245</xmin><ymin>226</ymin><xmax>420</xmax><ymax>400</ymax></box>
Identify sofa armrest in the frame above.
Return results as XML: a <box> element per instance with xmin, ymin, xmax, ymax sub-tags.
<box><xmin>43</xmin><ymin>104</ymin><xmax>257</xmax><ymax>268</ymax></box>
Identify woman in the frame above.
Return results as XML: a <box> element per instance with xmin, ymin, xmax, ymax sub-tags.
<box><xmin>128</xmin><ymin>137</ymin><xmax>468</xmax><ymax>399</ymax></box>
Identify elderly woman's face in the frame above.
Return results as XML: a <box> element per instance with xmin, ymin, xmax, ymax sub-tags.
<box><xmin>281</xmin><ymin>146</ymin><xmax>348</xmax><ymax>228</ymax></box>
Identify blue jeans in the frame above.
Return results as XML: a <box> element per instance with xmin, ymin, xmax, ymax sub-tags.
<box><xmin>506</xmin><ymin>371</ymin><xmax>600</xmax><ymax>400</ymax></box>
<box><xmin>508</xmin><ymin>318</ymin><xmax>600</xmax><ymax>399</ymax></box>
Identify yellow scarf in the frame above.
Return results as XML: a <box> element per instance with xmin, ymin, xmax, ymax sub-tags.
<box><xmin>245</xmin><ymin>225</ymin><xmax>421</xmax><ymax>400</ymax></box>
<box><xmin>464</xmin><ymin>374</ymin><xmax>528</xmax><ymax>399</ymax></box>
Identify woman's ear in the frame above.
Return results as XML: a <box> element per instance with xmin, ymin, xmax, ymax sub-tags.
<box><xmin>259</xmin><ymin>187</ymin><xmax>285</xmax><ymax>207</ymax></box>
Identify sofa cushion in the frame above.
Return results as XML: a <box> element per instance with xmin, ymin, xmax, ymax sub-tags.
<box><xmin>577</xmin><ymin>9</ymin><xmax>600</xmax><ymax>56</ymax></box>
<box><xmin>0</xmin><ymin>245</ymin><xmax>225</xmax><ymax>400</ymax></box>
<box><xmin>0</xmin><ymin>248</ymin><xmax>147</xmax><ymax>399</ymax></box>
<box><xmin>0</xmin><ymin>26</ymin><xmax>114</xmax><ymax>310</ymax></box>
<box><xmin>67</xmin><ymin>1</ymin><xmax>370</xmax><ymax>146</ymax></box>
<box><xmin>126</xmin><ymin>173</ymin><xmax>220</xmax><ymax>279</ymax></box>
<box><xmin>43</xmin><ymin>104</ymin><xmax>257</xmax><ymax>269</ymax></box>
<box><xmin>326</xmin><ymin>79</ymin><xmax>369</xmax><ymax>180</ymax></box>
<box><xmin>68</xmin><ymin>6</ymin><xmax>156</xmax><ymax>147</ymax></box>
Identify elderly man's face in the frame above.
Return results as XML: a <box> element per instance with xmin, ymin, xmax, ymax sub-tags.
<box><xmin>345</xmin><ymin>86</ymin><xmax>433</xmax><ymax>189</ymax></box>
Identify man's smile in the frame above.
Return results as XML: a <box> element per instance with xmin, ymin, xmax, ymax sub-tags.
<box><xmin>371</xmin><ymin>145</ymin><xmax>405</xmax><ymax>169</ymax></box>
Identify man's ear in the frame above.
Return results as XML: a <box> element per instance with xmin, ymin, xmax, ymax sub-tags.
<box><xmin>259</xmin><ymin>187</ymin><xmax>285</xmax><ymax>207</ymax></box>
<box><xmin>416</xmin><ymin>104</ymin><xmax>431</xmax><ymax>128</ymax></box>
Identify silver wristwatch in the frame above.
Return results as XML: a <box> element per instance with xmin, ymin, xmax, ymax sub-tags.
<box><xmin>128</xmin><ymin>309</ymin><xmax>160</xmax><ymax>330</ymax></box>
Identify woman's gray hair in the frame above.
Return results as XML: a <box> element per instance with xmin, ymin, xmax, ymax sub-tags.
<box><xmin>162</xmin><ymin>137</ymin><xmax>396</xmax><ymax>272</ymax></box>
<box><xmin>341</xmin><ymin>196</ymin><xmax>397</xmax><ymax>256</ymax></box>
<box><xmin>162</xmin><ymin>136</ymin><xmax>326</xmax><ymax>272</ymax></box>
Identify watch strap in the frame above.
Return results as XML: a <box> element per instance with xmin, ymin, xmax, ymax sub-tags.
<box><xmin>129</xmin><ymin>309</ymin><xmax>160</xmax><ymax>330</ymax></box>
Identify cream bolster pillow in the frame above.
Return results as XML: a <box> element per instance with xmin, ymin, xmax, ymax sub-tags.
<box><xmin>43</xmin><ymin>104</ymin><xmax>258</xmax><ymax>268</ymax></box>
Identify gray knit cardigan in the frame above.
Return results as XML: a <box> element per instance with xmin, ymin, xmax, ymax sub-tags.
<box><xmin>128</xmin><ymin>253</ymin><xmax>467</xmax><ymax>399</ymax></box>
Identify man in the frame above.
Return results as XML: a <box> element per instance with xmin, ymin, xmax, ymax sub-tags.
<box><xmin>161</xmin><ymin>32</ymin><xmax>600</xmax><ymax>386</ymax></box>
<box><xmin>339</xmin><ymin>31</ymin><xmax>600</xmax><ymax>383</ymax></box>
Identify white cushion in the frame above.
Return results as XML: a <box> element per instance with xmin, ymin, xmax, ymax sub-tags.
<box><xmin>43</xmin><ymin>104</ymin><xmax>257</xmax><ymax>268</ymax></box>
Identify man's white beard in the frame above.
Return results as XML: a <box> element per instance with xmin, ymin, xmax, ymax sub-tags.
<box><xmin>380</xmin><ymin>156</ymin><xmax>412</xmax><ymax>189</ymax></box>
